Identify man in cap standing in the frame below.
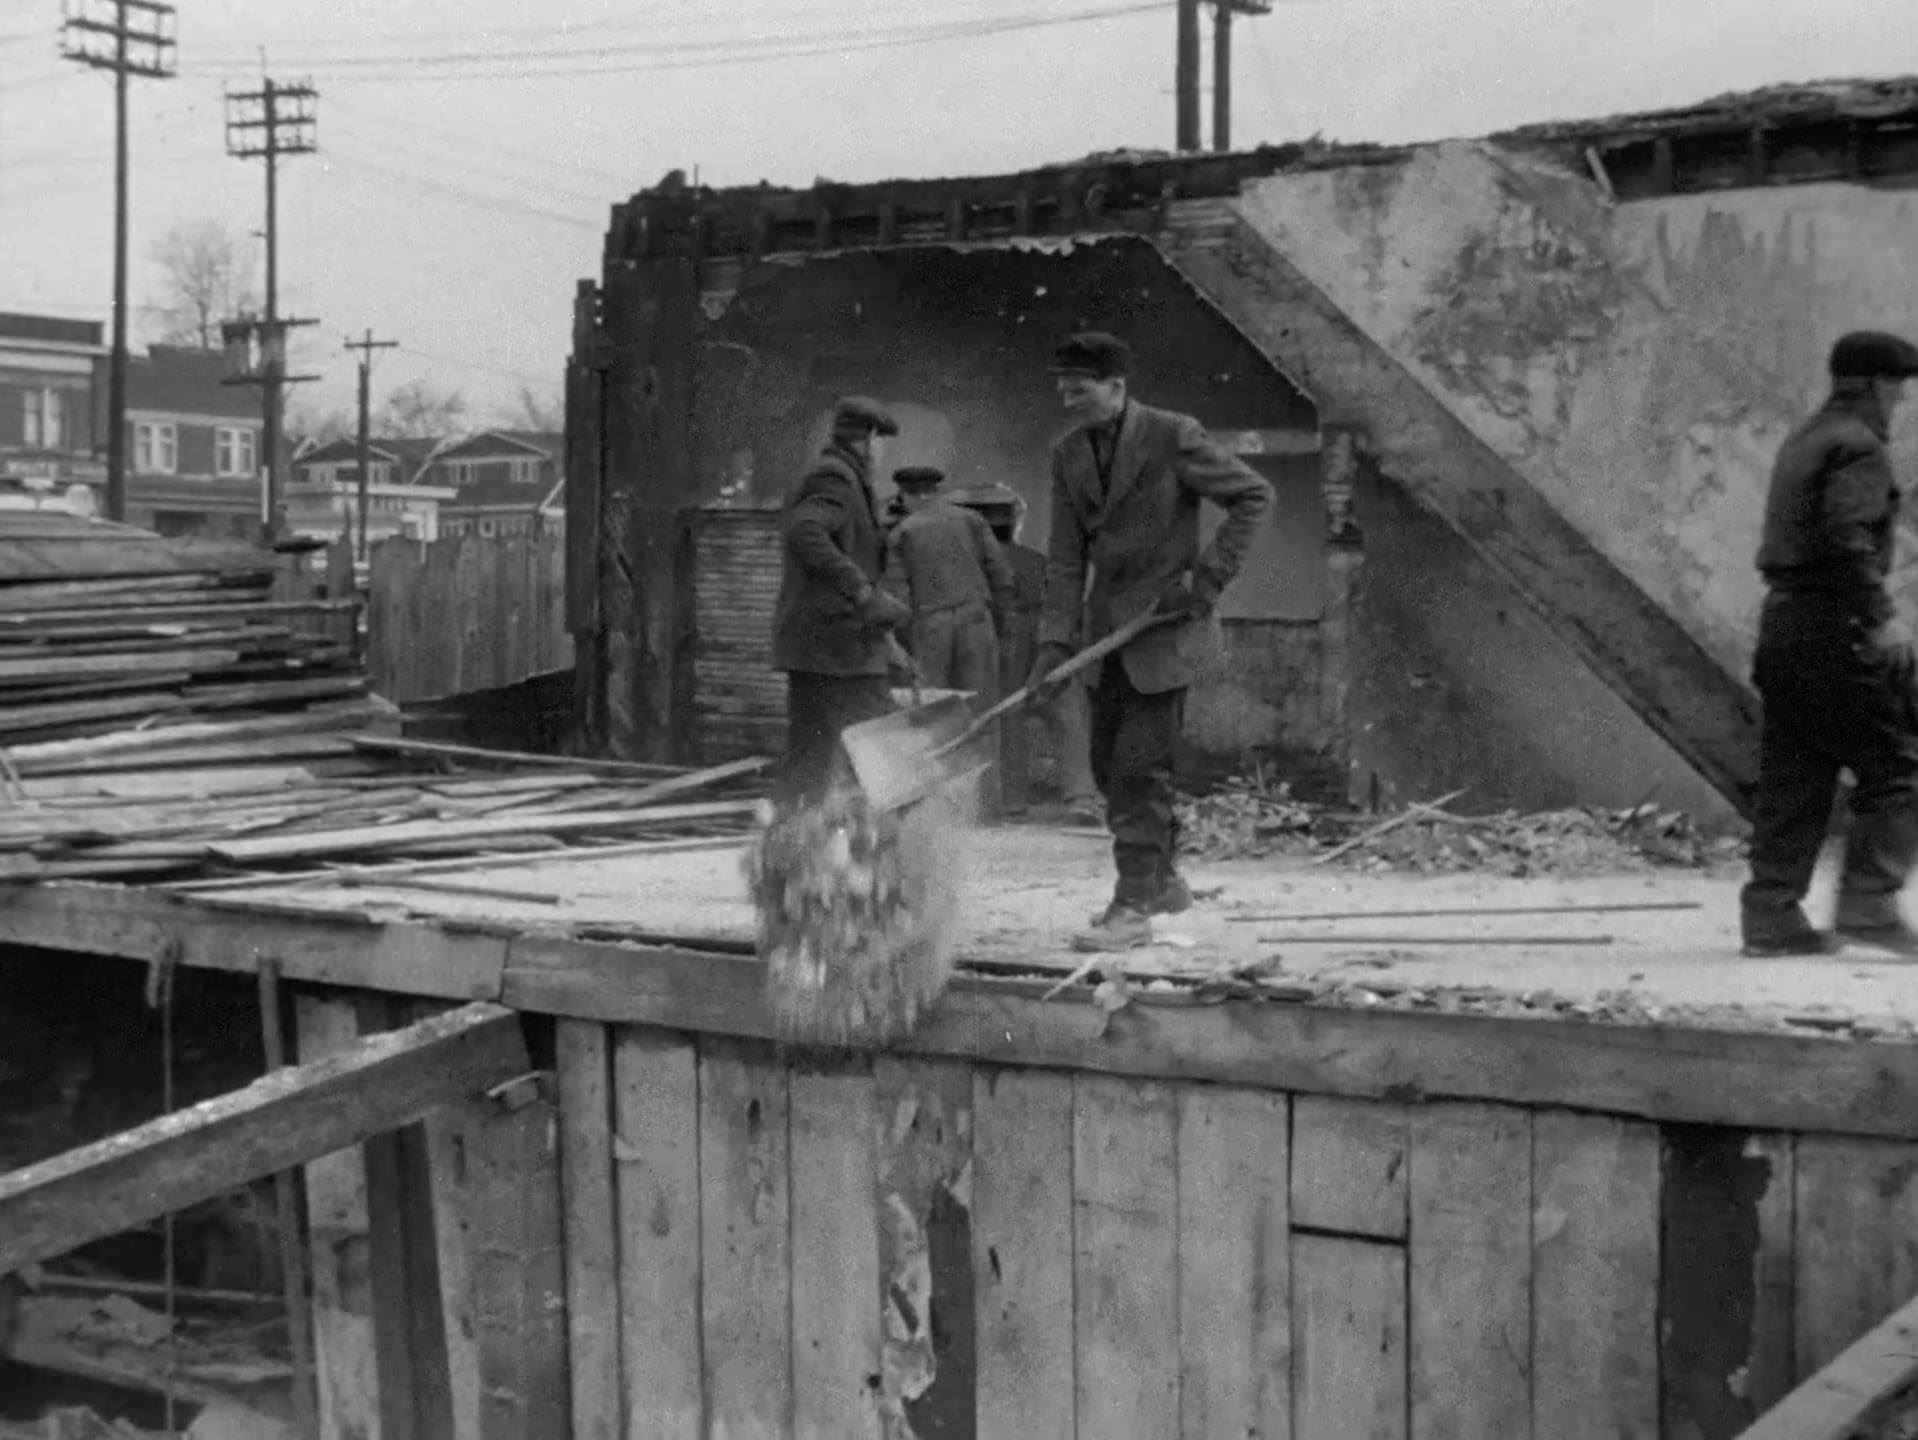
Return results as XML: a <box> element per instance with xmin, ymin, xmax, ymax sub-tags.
<box><xmin>1030</xmin><ymin>331</ymin><xmax>1273</xmax><ymax>946</ymax></box>
<box><xmin>770</xmin><ymin>396</ymin><xmax>912</xmax><ymax>807</ymax></box>
<box><xmin>883</xmin><ymin>465</ymin><xmax>1015</xmax><ymax>697</ymax></box>
<box><xmin>1742</xmin><ymin>330</ymin><xmax>1918</xmax><ymax>955</ymax></box>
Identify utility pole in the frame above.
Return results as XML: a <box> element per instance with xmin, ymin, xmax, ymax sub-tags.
<box><xmin>345</xmin><ymin>330</ymin><xmax>397</xmax><ymax>564</ymax></box>
<box><xmin>60</xmin><ymin>0</ymin><xmax>176</xmax><ymax>524</ymax></box>
<box><xmin>1176</xmin><ymin>0</ymin><xmax>1201</xmax><ymax>152</ymax></box>
<box><xmin>1210</xmin><ymin>0</ymin><xmax>1272</xmax><ymax>153</ymax></box>
<box><xmin>225</xmin><ymin>77</ymin><xmax>317</xmax><ymax>543</ymax></box>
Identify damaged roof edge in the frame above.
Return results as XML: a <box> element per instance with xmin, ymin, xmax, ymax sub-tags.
<box><xmin>612</xmin><ymin>73</ymin><xmax>1918</xmax><ymax>255</ymax></box>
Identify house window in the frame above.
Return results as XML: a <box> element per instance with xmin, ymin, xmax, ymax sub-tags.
<box><xmin>21</xmin><ymin>389</ymin><xmax>63</xmax><ymax>449</ymax></box>
<box><xmin>134</xmin><ymin>422</ymin><xmax>177</xmax><ymax>475</ymax></box>
<box><xmin>511</xmin><ymin>457</ymin><xmax>538</xmax><ymax>485</ymax></box>
<box><xmin>444</xmin><ymin>460</ymin><xmax>475</xmax><ymax>488</ymax></box>
<box><xmin>215</xmin><ymin>426</ymin><xmax>257</xmax><ymax>478</ymax></box>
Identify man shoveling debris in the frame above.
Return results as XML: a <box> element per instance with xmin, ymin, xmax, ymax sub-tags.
<box><xmin>1029</xmin><ymin>332</ymin><xmax>1274</xmax><ymax>949</ymax></box>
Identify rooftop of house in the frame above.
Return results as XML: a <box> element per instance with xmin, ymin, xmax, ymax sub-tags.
<box><xmin>293</xmin><ymin>435</ymin><xmax>448</xmax><ymax>478</ymax></box>
<box><xmin>615</xmin><ymin>73</ymin><xmax>1918</xmax><ymax>260</ymax></box>
<box><xmin>433</xmin><ymin>428</ymin><xmax>560</xmax><ymax>460</ymax></box>
<box><xmin>126</xmin><ymin>345</ymin><xmax>258</xmax><ymax>421</ymax></box>
<box><xmin>0</xmin><ymin>313</ymin><xmax>105</xmax><ymax>350</ymax></box>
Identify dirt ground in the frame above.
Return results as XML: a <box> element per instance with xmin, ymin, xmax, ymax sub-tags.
<box><xmin>214</xmin><ymin>821</ymin><xmax>1918</xmax><ymax>1039</ymax></box>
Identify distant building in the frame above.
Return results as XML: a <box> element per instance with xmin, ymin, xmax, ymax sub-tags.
<box><xmin>0</xmin><ymin>312</ymin><xmax>106</xmax><ymax>516</ymax></box>
<box><xmin>286</xmin><ymin>435</ymin><xmax>454</xmax><ymax>545</ymax></box>
<box><xmin>124</xmin><ymin>344</ymin><xmax>265</xmax><ymax>539</ymax></box>
<box><xmin>426</xmin><ymin>429</ymin><xmax>564</xmax><ymax>539</ymax></box>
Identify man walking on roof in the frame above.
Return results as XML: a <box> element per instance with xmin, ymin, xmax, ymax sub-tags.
<box><xmin>1028</xmin><ymin>332</ymin><xmax>1273</xmax><ymax>948</ymax></box>
<box><xmin>1742</xmin><ymin>330</ymin><xmax>1918</xmax><ymax>956</ymax></box>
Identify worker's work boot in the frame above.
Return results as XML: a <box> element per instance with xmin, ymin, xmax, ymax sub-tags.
<box><xmin>1835</xmin><ymin>892</ymin><xmax>1918</xmax><ymax>956</ymax></box>
<box><xmin>1145</xmin><ymin>867</ymin><xmax>1193</xmax><ymax>916</ymax></box>
<box><xmin>1740</xmin><ymin>902</ymin><xmax>1836</xmax><ymax>957</ymax></box>
<box><xmin>1071</xmin><ymin>899</ymin><xmax>1153</xmax><ymax>952</ymax></box>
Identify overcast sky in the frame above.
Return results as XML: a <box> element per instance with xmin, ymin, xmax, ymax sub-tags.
<box><xmin>2</xmin><ymin>0</ymin><xmax>1913</xmax><ymax>429</ymax></box>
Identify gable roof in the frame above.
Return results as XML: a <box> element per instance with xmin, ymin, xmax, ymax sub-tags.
<box><xmin>127</xmin><ymin>345</ymin><xmax>257</xmax><ymax>420</ymax></box>
<box><xmin>434</xmin><ymin>428</ymin><xmax>560</xmax><ymax>462</ymax></box>
<box><xmin>293</xmin><ymin>435</ymin><xmax>448</xmax><ymax>479</ymax></box>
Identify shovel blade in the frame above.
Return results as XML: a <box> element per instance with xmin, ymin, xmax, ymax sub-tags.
<box><xmin>841</xmin><ymin>694</ymin><xmax>975</xmax><ymax>812</ymax></box>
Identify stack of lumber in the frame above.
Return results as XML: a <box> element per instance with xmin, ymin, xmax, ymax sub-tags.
<box><xmin>3</xmin><ymin>737</ymin><xmax>770</xmax><ymax>883</ymax></box>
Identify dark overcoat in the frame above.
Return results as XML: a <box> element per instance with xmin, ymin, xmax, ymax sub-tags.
<box><xmin>1038</xmin><ymin>401</ymin><xmax>1274</xmax><ymax>692</ymax></box>
<box><xmin>770</xmin><ymin>443</ymin><xmax>891</xmax><ymax>677</ymax></box>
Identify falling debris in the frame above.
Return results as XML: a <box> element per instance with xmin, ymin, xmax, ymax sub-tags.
<box><xmin>1177</xmin><ymin>779</ymin><xmax>1742</xmax><ymax>876</ymax></box>
<box><xmin>743</xmin><ymin>785</ymin><xmax>971</xmax><ymax>1048</ymax></box>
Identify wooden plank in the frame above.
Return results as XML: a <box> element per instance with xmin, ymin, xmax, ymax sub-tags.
<box><xmin>1749</xmin><ymin>1133</ymin><xmax>1798</xmax><ymax>1415</ymax></box>
<box><xmin>1292</xmin><ymin>1234</ymin><xmax>1407</xmax><ymax>1440</ymax></box>
<box><xmin>0</xmin><ymin>1000</ymin><xmax>528</xmax><ymax>1276</ymax></box>
<box><xmin>422</xmin><ymin>1093</ymin><xmax>488</xmax><ymax>1440</ymax></box>
<box><xmin>465</xmin><ymin>1064</ymin><xmax>571</xmax><ymax>1439</ymax></box>
<box><xmin>1177</xmin><ymin>1084</ymin><xmax>1290</xmax><ymax>1440</ymax></box>
<box><xmin>297</xmin><ymin>995</ymin><xmax>383</xmax><ymax>1440</ymax></box>
<box><xmin>1292</xmin><ymin>1094</ymin><xmax>1408</xmax><ymax>1239</ymax></box>
<box><xmin>699</xmin><ymin>1037</ymin><xmax>792</xmax><ymax>1440</ymax></box>
<box><xmin>791</xmin><ymin>1059</ymin><xmax>883</xmax><ymax>1440</ymax></box>
<box><xmin>1408</xmin><ymin>1103</ymin><xmax>1531</xmax><ymax>1440</ymax></box>
<box><xmin>364</xmin><ymin>1104</ymin><xmax>457</xmax><ymax>1440</ymax></box>
<box><xmin>1660</xmin><ymin>1128</ymin><xmax>1798</xmax><ymax>1438</ymax></box>
<box><xmin>1532</xmin><ymin>1109</ymin><xmax>1660</xmax><ymax>1439</ymax></box>
<box><xmin>496</xmin><ymin>933</ymin><xmax>1918</xmax><ymax>1142</ymax></box>
<box><xmin>1074</xmin><ymin>1073</ymin><xmax>1180</xmax><ymax>1438</ymax></box>
<box><xmin>873</xmin><ymin>1057</ymin><xmax>975</xmax><ymax>1439</ymax></box>
<box><xmin>206</xmin><ymin>797</ymin><xmax>755</xmax><ymax>862</ymax></box>
<box><xmin>972</xmin><ymin>1066</ymin><xmax>1074</xmax><ymax>1440</ymax></box>
<box><xmin>1794</xmin><ymin>1136</ymin><xmax>1918</xmax><ymax>1379</ymax></box>
<box><xmin>350</xmin><ymin>733</ymin><xmax>688</xmax><ymax>777</ymax></box>
<box><xmin>557</xmin><ymin>1019</ymin><xmax>622</xmax><ymax>1440</ymax></box>
<box><xmin>0</xmin><ymin>881</ymin><xmax>510</xmax><ymax>998</ymax></box>
<box><xmin>614</xmin><ymin>1026</ymin><xmax>704</xmax><ymax>1440</ymax></box>
<box><xmin>1741</xmin><ymin>1289</ymin><xmax>1918</xmax><ymax>1440</ymax></box>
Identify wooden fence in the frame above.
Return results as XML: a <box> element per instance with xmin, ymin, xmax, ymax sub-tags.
<box><xmin>365</xmin><ymin>533</ymin><xmax>570</xmax><ymax>703</ymax></box>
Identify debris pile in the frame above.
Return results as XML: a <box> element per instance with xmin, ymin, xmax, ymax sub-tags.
<box><xmin>1178</xmin><ymin>780</ymin><xmax>1741</xmax><ymax>876</ymax></box>
<box><xmin>744</xmin><ymin>785</ymin><xmax>969</xmax><ymax>1048</ymax></box>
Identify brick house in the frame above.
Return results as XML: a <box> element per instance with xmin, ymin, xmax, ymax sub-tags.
<box><xmin>122</xmin><ymin>344</ymin><xmax>266</xmax><ymax>538</ymax></box>
<box><xmin>0</xmin><ymin>312</ymin><xmax>106</xmax><ymax>515</ymax></box>
<box><xmin>426</xmin><ymin>430</ymin><xmax>565</xmax><ymax>539</ymax></box>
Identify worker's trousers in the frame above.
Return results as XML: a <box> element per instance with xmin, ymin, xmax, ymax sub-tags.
<box><xmin>1088</xmin><ymin>656</ymin><xmax>1185</xmax><ymax>905</ymax></box>
<box><xmin>909</xmin><ymin>600</ymin><xmax>999</xmax><ymax>697</ymax></box>
<box><xmin>778</xmin><ymin>670</ymin><xmax>897</xmax><ymax>810</ymax></box>
<box><xmin>1742</xmin><ymin>592</ymin><xmax>1918</xmax><ymax>935</ymax></box>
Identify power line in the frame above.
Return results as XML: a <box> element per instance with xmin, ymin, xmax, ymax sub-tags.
<box><xmin>396</xmin><ymin>342</ymin><xmax>557</xmax><ymax>387</ymax></box>
<box><xmin>324</xmin><ymin>118</ymin><xmax>613</xmax><ymax>209</ymax></box>
<box><xmin>325</xmin><ymin>92</ymin><xmax>635</xmax><ymax>189</ymax></box>
<box><xmin>205</xmin><ymin>3</ymin><xmax>1175</xmax><ymax>86</ymax></box>
<box><xmin>321</xmin><ymin>147</ymin><xmax>604</xmax><ymax>233</ymax></box>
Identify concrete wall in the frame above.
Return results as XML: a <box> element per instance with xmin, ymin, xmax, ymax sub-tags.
<box><xmin>1236</xmin><ymin>144</ymin><xmax>1918</xmax><ymax>680</ymax></box>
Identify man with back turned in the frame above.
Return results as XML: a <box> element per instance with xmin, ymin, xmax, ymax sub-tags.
<box><xmin>1742</xmin><ymin>330</ymin><xmax>1918</xmax><ymax>956</ymax></box>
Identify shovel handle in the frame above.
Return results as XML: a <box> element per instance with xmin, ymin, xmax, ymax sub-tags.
<box><xmin>932</xmin><ymin>610</ymin><xmax>1175</xmax><ymax>761</ymax></box>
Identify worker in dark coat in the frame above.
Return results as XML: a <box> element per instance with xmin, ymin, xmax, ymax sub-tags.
<box><xmin>883</xmin><ymin>466</ymin><xmax>1015</xmax><ymax>696</ymax></box>
<box><xmin>770</xmin><ymin>396</ymin><xmax>911</xmax><ymax>807</ymax></box>
<box><xmin>1029</xmin><ymin>332</ymin><xmax>1274</xmax><ymax>946</ymax></box>
<box><xmin>1742</xmin><ymin>330</ymin><xmax>1918</xmax><ymax>955</ymax></box>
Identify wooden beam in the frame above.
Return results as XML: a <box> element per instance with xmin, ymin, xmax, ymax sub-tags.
<box><xmin>205</xmin><ymin>798</ymin><xmax>757</xmax><ymax>863</ymax></box>
<box><xmin>0</xmin><ymin>880</ymin><xmax>510</xmax><ymax>997</ymax></box>
<box><xmin>0</xmin><ymin>1001</ymin><xmax>527</xmax><ymax>1275</ymax></box>
<box><xmin>1738</xmin><ymin>1290</ymin><xmax>1918</xmax><ymax>1440</ymax></box>
<box><xmin>501</xmin><ymin>934</ymin><xmax>1918</xmax><ymax>1142</ymax></box>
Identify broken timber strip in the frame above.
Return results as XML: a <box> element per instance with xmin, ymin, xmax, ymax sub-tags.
<box><xmin>349</xmin><ymin>733</ymin><xmax>698</xmax><ymax>778</ymax></box>
<box><xmin>0</xmin><ymin>1001</ymin><xmax>527</xmax><ymax>1276</ymax></box>
<box><xmin>204</xmin><ymin>798</ymin><xmax>760</xmax><ymax>863</ymax></box>
<box><xmin>1231</xmin><ymin>901</ymin><xmax>1704</xmax><ymax>923</ymax></box>
<box><xmin>1310</xmin><ymin>788</ymin><xmax>1471</xmax><ymax>866</ymax></box>
<box><xmin>1736</xmin><ymin>1290</ymin><xmax>1918</xmax><ymax>1440</ymax></box>
<box><xmin>1256</xmin><ymin>933</ymin><xmax>1616</xmax><ymax>946</ymax></box>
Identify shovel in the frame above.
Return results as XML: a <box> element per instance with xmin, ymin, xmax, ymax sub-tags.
<box><xmin>842</xmin><ymin>610</ymin><xmax>1176</xmax><ymax>814</ymax></box>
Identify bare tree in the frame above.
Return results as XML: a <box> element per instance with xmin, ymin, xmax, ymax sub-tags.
<box><xmin>287</xmin><ymin>404</ymin><xmax>354</xmax><ymax>446</ymax></box>
<box><xmin>499</xmin><ymin>383</ymin><xmax>560</xmax><ymax>432</ymax></box>
<box><xmin>149</xmin><ymin>219</ymin><xmax>258</xmax><ymax>349</ymax></box>
<box><xmin>379</xmin><ymin>380</ymin><xmax>467</xmax><ymax>439</ymax></box>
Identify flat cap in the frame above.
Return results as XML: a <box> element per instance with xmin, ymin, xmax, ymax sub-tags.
<box><xmin>1830</xmin><ymin>331</ymin><xmax>1918</xmax><ymax>380</ymax></box>
<box><xmin>830</xmin><ymin>395</ymin><xmax>900</xmax><ymax>436</ymax></box>
<box><xmin>1049</xmin><ymin>331</ymin><xmax>1132</xmax><ymax>379</ymax></box>
<box><xmin>891</xmin><ymin>465</ymin><xmax>945</xmax><ymax>490</ymax></box>
<box><xmin>949</xmin><ymin>482</ymin><xmax>1023</xmax><ymax>512</ymax></box>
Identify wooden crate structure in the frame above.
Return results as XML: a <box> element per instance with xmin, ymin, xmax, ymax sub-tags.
<box><xmin>537</xmin><ymin>1022</ymin><xmax>1900</xmax><ymax>1440</ymax></box>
